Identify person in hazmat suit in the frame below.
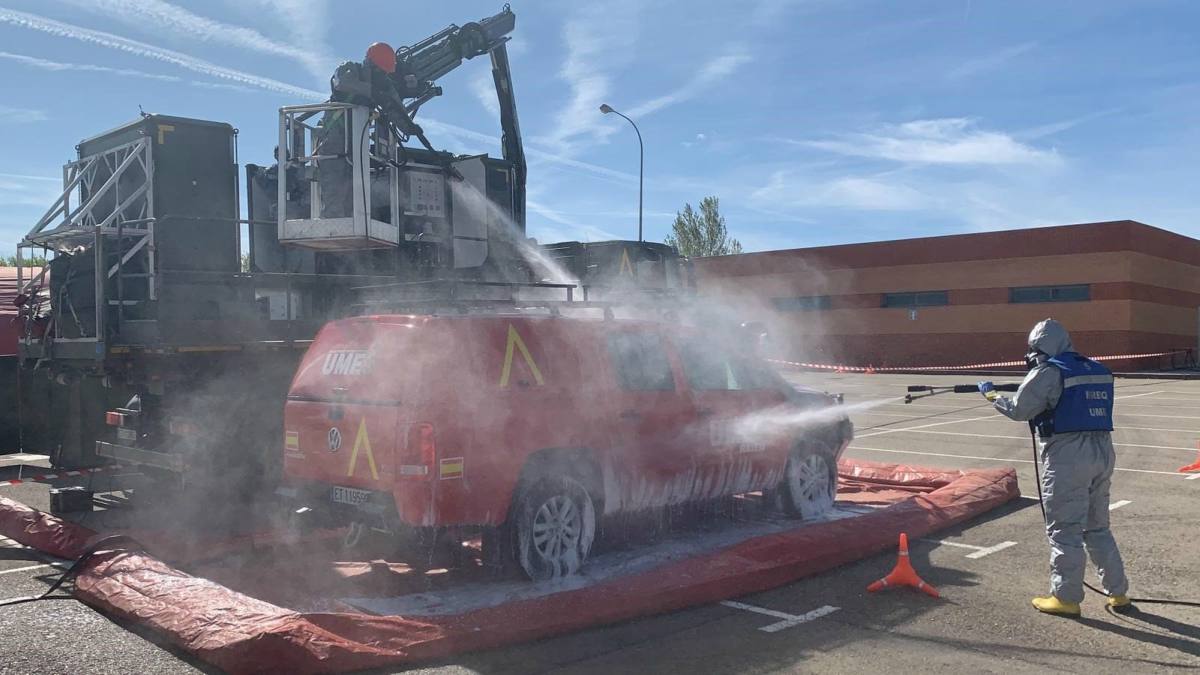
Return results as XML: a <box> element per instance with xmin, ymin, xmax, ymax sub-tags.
<box><xmin>977</xmin><ymin>318</ymin><xmax>1130</xmax><ymax>617</ymax></box>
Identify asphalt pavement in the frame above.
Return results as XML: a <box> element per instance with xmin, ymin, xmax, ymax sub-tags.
<box><xmin>1</xmin><ymin>373</ymin><xmax>1198</xmax><ymax>673</ymax></box>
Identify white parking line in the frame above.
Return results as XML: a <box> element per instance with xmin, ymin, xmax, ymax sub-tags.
<box><xmin>855</xmin><ymin>414</ymin><xmax>1001</xmax><ymax>440</ymax></box>
<box><xmin>868</xmin><ymin>428</ymin><xmax>1200</xmax><ymax>454</ymax></box>
<box><xmin>0</xmin><ymin>561</ymin><xmax>69</xmax><ymax>576</ymax></box>
<box><xmin>720</xmin><ymin>601</ymin><xmax>840</xmax><ymax>633</ymax></box>
<box><xmin>1118</xmin><ymin>403</ymin><xmax>1200</xmax><ymax>411</ymax></box>
<box><xmin>897</xmin><ymin>416</ymin><xmax>1200</xmax><ymax>435</ymax></box>
<box><xmin>1187</xmin><ymin>473</ymin><xmax>1200</xmax><ymax>481</ymax></box>
<box><xmin>1115</xmin><ymin>391</ymin><xmax>1165</xmax><ymax>400</ymax></box>
<box><xmin>878</xmin><ymin>402</ymin><xmax>995</xmax><ymax>412</ymax></box>
<box><xmin>1109</xmin><ymin>500</ymin><xmax>1132</xmax><ymax>511</ymax></box>
<box><xmin>966</xmin><ymin>541</ymin><xmax>1018</xmax><ymax>559</ymax></box>
<box><xmin>848</xmin><ymin>446</ymin><xmax>1191</xmax><ymax>477</ymax></box>
<box><xmin>920</xmin><ymin>538</ymin><xmax>1018</xmax><ymax>559</ymax></box>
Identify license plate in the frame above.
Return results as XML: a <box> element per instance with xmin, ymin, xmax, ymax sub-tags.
<box><xmin>330</xmin><ymin>486</ymin><xmax>372</xmax><ymax>507</ymax></box>
<box><xmin>117</xmin><ymin>427</ymin><xmax>137</xmax><ymax>443</ymax></box>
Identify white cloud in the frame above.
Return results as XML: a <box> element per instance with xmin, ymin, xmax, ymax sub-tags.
<box><xmin>538</xmin><ymin>2</ymin><xmax>640</xmax><ymax>154</ymax></box>
<box><xmin>0</xmin><ymin>173</ymin><xmax>58</xmax><ymax>182</ymax></box>
<box><xmin>626</xmin><ymin>47</ymin><xmax>752</xmax><ymax>117</ymax></box>
<box><xmin>418</xmin><ymin>118</ymin><xmax>638</xmax><ymax>184</ymax></box>
<box><xmin>800</xmin><ymin>118</ymin><xmax>1060</xmax><ymax>166</ymax></box>
<box><xmin>753</xmin><ymin>171</ymin><xmax>929</xmax><ymax>211</ymax></box>
<box><xmin>0</xmin><ymin>50</ymin><xmax>181</xmax><ymax>81</ymax></box>
<box><xmin>0</xmin><ymin>9</ymin><xmax>324</xmax><ymax>100</ymax></box>
<box><xmin>471</xmin><ymin>70</ymin><xmax>500</xmax><ymax>117</ymax></box>
<box><xmin>0</xmin><ymin>8</ymin><xmax>641</xmax><ymax>215</ymax></box>
<box><xmin>0</xmin><ymin>175</ymin><xmax>63</xmax><ymax>214</ymax></box>
<box><xmin>947</xmin><ymin>42</ymin><xmax>1037</xmax><ymax>80</ymax></box>
<box><xmin>240</xmin><ymin>0</ymin><xmax>338</xmax><ymax>79</ymax></box>
<box><xmin>0</xmin><ymin>104</ymin><xmax>48</xmax><ymax>123</ymax></box>
<box><xmin>538</xmin><ymin>5</ymin><xmax>750</xmax><ymax>155</ymax></box>
<box><xmin>189</xmin><ymin>80</ymin><xmax>255</xmax><ymax>93</ymax></box>
<box><xmin>526</xmin><ymin>199</ymin><xmax>623</xmax><ymax>242</ymax></box>
<box><xmin>1018</xmin><ymin>108</ymin><xmax>1123</xmax><ymax>140</ymax></box>
<box><xmin>56</xmin><ymin>0</ymin><xmax>334</xmax><ymax>83</ymax></box>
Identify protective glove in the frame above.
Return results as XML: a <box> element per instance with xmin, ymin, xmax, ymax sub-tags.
<box><xmin>978</xmin><ymin>381</ymin><xmax>999</xmax><ymax>402</ymax></box>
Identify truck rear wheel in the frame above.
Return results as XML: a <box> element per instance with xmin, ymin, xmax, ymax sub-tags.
<box><xmin>513</xmin><ymin>475</ymin><xmax>596</xmax><ymax>581</ymax></box>
<box><xmin>781</xmin><ymin>450</ymin><xmax>836</xmax><ymax>520</ymax></box>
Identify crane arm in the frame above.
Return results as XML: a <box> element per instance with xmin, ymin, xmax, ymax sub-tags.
<box><xmin>393</xmin><ymin>6</ymin><xmax>516</xmax><ymax>101</ymax></box>
<box><xmin>328</xmin><ymin>5</ymin><xmax>525</xmax><ymax>225</ymax></box>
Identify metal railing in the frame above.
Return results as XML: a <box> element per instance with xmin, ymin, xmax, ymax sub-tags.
<box><xmin>17</xmin><ymin>136</ymin><xmax>158</xmax><ymax>355</ymax></box>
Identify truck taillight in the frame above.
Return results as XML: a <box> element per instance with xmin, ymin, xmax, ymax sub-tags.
<box><xmin>399</xmin><ymin>423</ymin><xmax>436</xmax><ymax>479</ymax></box>
<box><xmin>105</xmin><ymin>411</ymin><xmax>126</xmax><ymax>427</ymax></box>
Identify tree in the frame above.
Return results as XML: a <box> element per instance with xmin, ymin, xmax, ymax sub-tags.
<box><xmin>664</xmin><ymin>196</ymin><xmax>743</xmax><ymax>257</ymax></box>
<box><xmin>1</xmin><ymin>254</ymin><xmax>47</xmax><ymax>267</ymax></box>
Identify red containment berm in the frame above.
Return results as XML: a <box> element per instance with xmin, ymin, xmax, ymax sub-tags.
<box><xmin>0</xmin><ymin>458</ymin><xmax>1017</xmax><ymax>674</ymax></box>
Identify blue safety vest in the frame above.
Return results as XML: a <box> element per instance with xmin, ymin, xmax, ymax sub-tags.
<box><xmin>1033</xmin><ymin>352</ymin><xmax>1114</xmax><ymax>435</ymax></box>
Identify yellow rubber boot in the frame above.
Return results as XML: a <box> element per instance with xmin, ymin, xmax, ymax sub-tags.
<box><xmin>1032</xmin><ymin>595</ymin><xmax>1081</xmax><ymax>617</ymax></box>
<box><xmin>1107</xmin><ymin>594</ymin><xmax>1133</xmax><ymax>613</ymax></box>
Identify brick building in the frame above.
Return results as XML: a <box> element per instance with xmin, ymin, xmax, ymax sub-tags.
<box><xmin>694</xmin><ymin>220</ymin><xmax>1198</xmax><ymax>370</ymax></box>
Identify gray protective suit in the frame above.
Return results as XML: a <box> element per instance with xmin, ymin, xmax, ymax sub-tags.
<box><xmin>991</xmin><ymin>319</ymin><xmax>1128</xmax><ymax>603</ymax></box>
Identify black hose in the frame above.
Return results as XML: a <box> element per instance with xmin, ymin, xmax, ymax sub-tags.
<box><xmin>1028</xmin><ymin>430</ymin><xmax>1200</xmax><ymax>608</ymax></box>
<box><xmin>0</xmin><ymin>534</ymin><xmax>143</xmax><ymax>608</ymax></box>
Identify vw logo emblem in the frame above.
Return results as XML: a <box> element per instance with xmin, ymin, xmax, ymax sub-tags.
<box><xmin>328</xmin><ymin>427</ymin><xmax>342</xmax><ymax>452</ymax></box>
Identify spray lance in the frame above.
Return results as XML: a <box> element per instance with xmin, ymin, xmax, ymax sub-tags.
<box><xmin>903</xmin><ymin>383</ymin><xmax>1019</xmax><ymax>404</ymax></box>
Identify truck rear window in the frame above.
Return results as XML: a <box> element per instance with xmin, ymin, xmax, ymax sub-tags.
<box><xmin>607</xmin><ymin>332</ymin><xmax>675</xmax><ymax>391</ymax></box>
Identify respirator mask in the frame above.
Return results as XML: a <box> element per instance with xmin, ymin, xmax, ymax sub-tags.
<box><xmin>1025</xmin><ymin>349</ymin><xmax>1048</xmax><ymax>371</ymax></box>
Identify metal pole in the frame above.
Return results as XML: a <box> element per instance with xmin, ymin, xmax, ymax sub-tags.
<box><xmin>600</xmin><ymin>105</ymin><xmax>644</xmax><ymax>242</ymax></box>
<box><xmin>637</xmin><ymin>121</ymin><xmax>643</xmax><ymax>242</ymax></box>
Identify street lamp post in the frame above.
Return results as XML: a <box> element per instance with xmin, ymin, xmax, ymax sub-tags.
<box><xmin>599</xmin><ymin>103</ymin><xmax>643</xmax><ymax>242</ymax></box>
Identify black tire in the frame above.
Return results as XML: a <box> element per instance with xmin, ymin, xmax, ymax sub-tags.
<box><xmin>781</xmin><ymin>448</ymin><xmax>837</xmax><ymax>520</ymax></box>
<box><xmin>513</xmin><ymin>475</ymin><xmax>596</xmax><ymax>581</ymax></box>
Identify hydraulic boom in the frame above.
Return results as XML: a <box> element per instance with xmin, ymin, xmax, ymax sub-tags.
<box><xmin>329</xmin><ymin>4</ymin><xmax>525</xmax><ymax>227</ymax></box>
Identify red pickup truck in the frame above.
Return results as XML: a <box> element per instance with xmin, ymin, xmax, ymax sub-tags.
<box><xmin>280</xmin><ymin>313</ymin><xmax>852</xmax><ymax>580</ymax></box>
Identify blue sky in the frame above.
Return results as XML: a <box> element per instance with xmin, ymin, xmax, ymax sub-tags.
<box><xmin>1</xmin><ymin>0</ymin><xmax>1198</xmax><ymax>253</ymax></box>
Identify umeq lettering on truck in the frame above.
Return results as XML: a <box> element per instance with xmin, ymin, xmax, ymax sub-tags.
<box><xmin>322</xmin><ymin>350</ymin><xmax>372</xmax><ymax>376</ymax></box>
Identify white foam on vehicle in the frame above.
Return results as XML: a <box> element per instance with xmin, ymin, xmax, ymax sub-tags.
<box><xmin>342</xmin><ymin>502</ymin><xmax>876</xmax><ymax>618</ymax></box>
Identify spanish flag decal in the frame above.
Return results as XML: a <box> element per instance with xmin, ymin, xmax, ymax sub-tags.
<box><xmin>440</xmin><ymin>457</ymin><xmax>465</xmax><ymax>480</ymax></box>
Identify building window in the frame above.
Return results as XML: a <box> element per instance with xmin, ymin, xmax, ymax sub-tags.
<box><xmin>771</xmin><ymin>295</ymin><xmax>831</xmax><ymax>311</ymax></box>
<box><xmin>1009</xmin><ymin>284</ymin><xmax>1090</xmax><ymax>304</ymax></box>
<box><xmin>882</xmin><ymin>291</ymin><xmax>949</xmax><ymax>308</ymax></box>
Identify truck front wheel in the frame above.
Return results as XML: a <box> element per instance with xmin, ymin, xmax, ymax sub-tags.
<box><xmin>781</xmin><ymin>449</ymin><xmax>837</xmax><ymax>520</ymax></box>
<box><xmin>513</xmin><ymin>475</ymin><xmax>596</xmax><ymax>581</ymax></box>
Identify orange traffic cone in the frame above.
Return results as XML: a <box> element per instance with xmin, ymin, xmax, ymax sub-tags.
<box><xmin>867</xmin><ymin>533</ymin><xmax>939</xmax><ymax>598</ymax></box>
<box><xmin>1179</xmin><ymin>442</ymin><xmax>1200</xmax><ymax>473</ymax></box>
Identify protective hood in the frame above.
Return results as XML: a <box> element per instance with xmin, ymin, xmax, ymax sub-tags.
<box><xmin>1027</xmin><ymin>318</ymin><xmax>1074</xmax><ymax>357</ymax></box>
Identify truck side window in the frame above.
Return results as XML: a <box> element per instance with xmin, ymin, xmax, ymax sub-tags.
<box><xmin>678</xmin><ymin>340</ymin><xmax>743</xmax><ymax>391</ymax></box>
<box><xmin>733</xmin><ymin>357</ymin><xmax>787</xmax><ymax>390</ymax></box>
<box><xmin>607</xmin><ymin>332</ymin><xmax>675</xmax><ymax>391</ymax></box>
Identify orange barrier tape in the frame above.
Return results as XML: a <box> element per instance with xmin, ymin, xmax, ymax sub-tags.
<box><xmin>769</xmin><ymin>350</ymin><xmax>1189</xmax><ymax>373</ymax></box>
